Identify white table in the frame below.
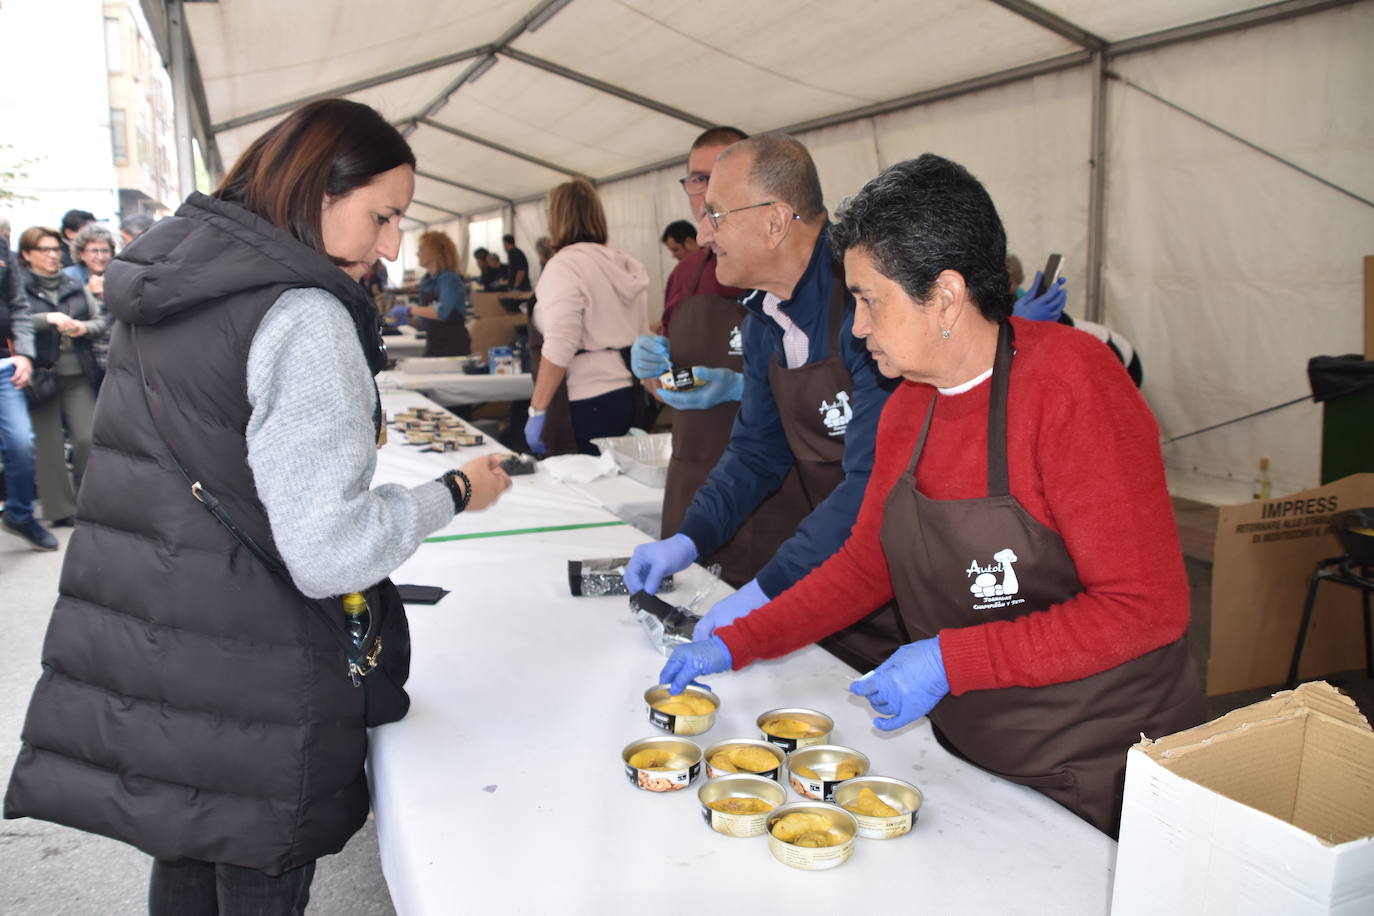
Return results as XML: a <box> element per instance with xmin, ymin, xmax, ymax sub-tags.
<box><xmin>367</xmin><ymin>391</ymin><xmax>1117</xmax><ymax>915</ymax></box>
<box><xmin>379</xmin><ymin>368</ymin><xmax>534</xmax><ymax>407</ymax></box>
<box><xmin>383</xmin><ymin>326</ymin><xmax>428</xmax><ymax>360</ymax></box>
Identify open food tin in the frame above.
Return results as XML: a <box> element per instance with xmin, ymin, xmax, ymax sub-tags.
<box><xmin>703</xmin><ymin>738</ymin><xmax>785</xmax><ymax>781</ymax></box>
<box><xmin>645</xmin><ymin>684</ymin><xmax>718</xmax><ymax>736</ymax></box>
<box><xmin>757</xmin><ymin>707</ymin><xmax>833</xmax><ymax>752</ymax></box>
<box><xmin>765</xmin><ymin>802</ymin><xmax>858</xmax><ymax>871</ymax></box>
<box><xmin>785</xmin><ymin>745</ymin><xmax>869</xmax><ymax>802</ymax></box>
<box><xmin>832</xmin><ymin>776</ymin><xmax>924</xmax><ymax>839</ymax></box>
<box><xmin>697</xmin><ymin>774</ymin><xmax>786</xmax><ymax>838</ymax></box>
<box><xmin>621</xmin><ymin>737</ymin><xmax>702</xmax><ymax>793</ymax></box>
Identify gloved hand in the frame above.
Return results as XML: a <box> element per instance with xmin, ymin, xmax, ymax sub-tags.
<box><xmin>1012</xmin><ymin>272</ymin><xmax>1067</xmax><ymax>322</ymax></box>
<box><xmin>692</xmin><ymin>579</ymin><xmax>767</xmax><ymax>641</ymax></box>
<box><xmin>630</xmin><ymin>334</ymin><xmax>671</xmax><ymax>380</ymax></box>
<box><xmin>656</xmin><ymin>367</ymin><xmax>744</xmax><ymax>411</ymax></box>
<box><xmin>388</xmin><ymin>304</ymin><xmax>411</xmax><ymax>326</ymax></box>
<box><xmin>624</xmin><ymin>533</ymin><xmax>698</xmax><ymax>594</ymax></box>
<box><xmin>849</xmin><ymin>637</ymin><xmax>950</xmax><ymax>732</ymax></box>
<box><xmin>659</xmin><ymin>636</ymin><xmax>733</xmax><ymax>695</ymax></box>
<box><xmin>524</xmin><ymin>412</ymin><xmax>547</xmax><ymax>455</ymax></box>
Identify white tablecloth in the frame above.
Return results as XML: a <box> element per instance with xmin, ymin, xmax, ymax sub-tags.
<box><xmin>367</xmin><ymin>391</ymin><xmax>1116</xmax><ymax>915</ymax></box>
<box><xmin>382</xmin><ymin>326</ymin><xmax>428</xmax><ymax>360</ymax></box>
<box><xmin>379</xmin><ymin>368</ymin><xmax>534</xmax><ymax>406</ymax></box>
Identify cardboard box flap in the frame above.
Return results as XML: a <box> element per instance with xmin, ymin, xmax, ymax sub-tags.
<box><xmin>1132</xmin><ymin>682</ymin><xmax>1374</xmax><ymax>846</ymax></box>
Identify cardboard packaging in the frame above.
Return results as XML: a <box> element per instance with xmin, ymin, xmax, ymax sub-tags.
<box><xmin>1208</xmin><ymin>473</ymin><xmax>1374</xmax><ymax>695</ymax></box>
<box><xmin>1112</xmin><ymin>682</ymin><xmax>1374</xmax><ymax>915</ymax></box>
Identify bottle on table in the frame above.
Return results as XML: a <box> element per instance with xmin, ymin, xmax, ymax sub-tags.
<box><xmin>343</xmin><ymin>591</ymin><xmax>369</xmax><ymax>649</ymax></box>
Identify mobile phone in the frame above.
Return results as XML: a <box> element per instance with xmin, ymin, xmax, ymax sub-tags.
<box><xmin>1032</xmin><ymin>254</ymin><xmax>1062</xmax><ymax>297</ymax></box>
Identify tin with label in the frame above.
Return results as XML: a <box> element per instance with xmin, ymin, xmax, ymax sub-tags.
<box><xmin>622</xmin><ymin>736</ymin><xmax>702</xmax><ymax>793</ymax></box>
<box><xmin>644</xmin><ymin>684</ymin><xmax>718</xmax><ymax>736</ymax></box>
<box><xmin>757</xmin><ymin>707</ymin><xmax>833</xmax><ymax>752</ymax></box>
<box><xmin>765</xmin><ymin>802</ymin><xmax>857</xmax><ymax>871</ymax></box>
<box><xmin>785</xmin><ymin>745</ymin><xmax>869</xmax><ymax>802</ymax></box>
<box><xmin>658</xmin><ymin>364</ymin><xmax>699</xmax><ymax>391</ymax></box>
<box><xmin>703</xmin><ymin>738</ymin><xmax>785</xmax><ymax>781</ymax></box>
<box><xmin>832</xmin><ymin>775</ymin><xmax>923</xmax><ymax>839</ymax></box>
<box><xmin>698</xmin><ymin>774</ymin><xmax>786</xmax><ymax>838</ymax></box>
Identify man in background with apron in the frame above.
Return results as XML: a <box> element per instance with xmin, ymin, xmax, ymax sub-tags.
<box><xmin>630</xmin><ymin>127</ymin><xmax>811</xmax><ymax>588</ymax></box>
<box><xmin>625</xmin><ymin>132</ymin><xmax>904</xmax><ymax>672</ymax></box>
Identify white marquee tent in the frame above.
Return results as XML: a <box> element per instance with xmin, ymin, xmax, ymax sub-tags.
<box><xmin>139</xmin><ymin>0</ymin><xmax>1374</xmax><ymax>498</ymax></box>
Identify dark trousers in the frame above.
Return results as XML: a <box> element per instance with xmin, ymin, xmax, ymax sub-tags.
<box><xmin>149</xmin><ymin>858</ymin><xmax>316</xmax><ymax>916</ymax></box>
<box><xmin>569</xmin><ymin>385</ymin><xmax>634</xmax><ymax>455</ymax></box>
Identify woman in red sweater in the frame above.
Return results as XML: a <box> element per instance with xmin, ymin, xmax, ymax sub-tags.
<box><xmin>660</xmin><ymin>154</ymin><xmax>1204</xmax><ymax>836</ymax></box>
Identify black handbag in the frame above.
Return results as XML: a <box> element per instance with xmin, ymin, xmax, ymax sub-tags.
<box><xmin>132</xmin><ymin>329</ymin><xmax>410</xmax><ymax>726</ymax></box>
<box><xmin>23</xmin><ymin>367</ymin><xmax>61</xmax><ymax>407</ymax></box>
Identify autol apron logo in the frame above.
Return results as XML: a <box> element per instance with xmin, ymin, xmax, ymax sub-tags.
<box><xmin>966</xmin><ymin>548</ymin><xmax>1027</xmax><ymax>612</ymax></box>
<box><xmin>728</xmin><ymin>325</ymin><xmax>743</xmax><ymax>356</ymax></box>
<box><xmin>819</xmin><ymin>391</ymin><xmax>852</xmax><ymax>437</ymax></box>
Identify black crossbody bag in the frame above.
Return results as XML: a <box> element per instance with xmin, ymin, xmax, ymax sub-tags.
<box><xmin>132</xmin><ymin>328</ymin><xmax>411</xmax><ymax>726</ymax></box>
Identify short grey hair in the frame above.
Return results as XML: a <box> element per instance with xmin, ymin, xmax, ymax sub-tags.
<box><xmin>121</xmin><ymin>213</ymin><xmax>155</xmax><ymax>238</ymax></box>
<box><xmin>718</xmin><ymin>133</ymin><xmax>826</xmax><ymax>223</ymax></box>
<box><xmin>71</xmin><ymin>223</ymin><xmax>115</xmax><ymax>257</ymax></box>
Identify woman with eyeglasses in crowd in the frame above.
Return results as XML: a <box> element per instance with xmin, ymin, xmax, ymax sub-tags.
<box><xmin>16</xmin><ymin>226</ymin><xmax>105</xmax><ymax>526</ymax></box>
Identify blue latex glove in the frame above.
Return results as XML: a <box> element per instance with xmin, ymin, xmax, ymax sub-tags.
<box><xmin>524</xmin><ymin>413</ymin><xmax>547</xmax><ymax>455</ymax></box>
<box><xmin>387</xmin><ymin>304</ymin><xmax>410</xmax><ymax>327</ymax></box>
<box><xmin>630</xmin><ymin>334</ymin><xmax>671</xmax><ymax>380</ymax></box>
<box><xmin>849</xmin><ymin>637</ymin><xmax>950</xmax><ymax>732</ymax></box>
<box><xmin>656</xmin><ymin>366</ymin><xmax>744</xmax><ymax>411</ymax></box>
<box><xmin>624</xmin><ymin>533</ymin><xmax>698</xmax><ymax>594</ymax></box>
<box><xmin>1012</xmin><ymin>272</ymin><xmax>1067</xmax><ymax>322</ymax></box>
<box><xmin>692</xmin><ymin>579</ymin><xmax>767</xmax><ymax>641</ymax></box>
<box><xmin>659</xmin><ymin>636</ymin><xmax>733</xmax><ymax>695</ymax></box>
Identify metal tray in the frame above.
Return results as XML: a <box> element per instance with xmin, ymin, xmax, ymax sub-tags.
<box><xmin>591</xmin><ymin>433</ymin><xmax>672</xmax><ymax>488</ymax></box>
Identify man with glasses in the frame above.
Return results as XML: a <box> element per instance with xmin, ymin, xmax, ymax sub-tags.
<box><xmin>626</xmin><ymin>132</ymin><xmax>904</xmax><ymax>672</ymax></box>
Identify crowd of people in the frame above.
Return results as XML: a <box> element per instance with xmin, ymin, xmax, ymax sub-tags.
<box><xmin>2</xmin><ymin>93</ymin><xmax>1188</xmax><ymax>914</ymax></box>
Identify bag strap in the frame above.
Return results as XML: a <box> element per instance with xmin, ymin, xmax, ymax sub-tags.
<box><xmin>129</xmin><ymin>325</ymin><xmax>380</xmax><ymax>685</ymax></box>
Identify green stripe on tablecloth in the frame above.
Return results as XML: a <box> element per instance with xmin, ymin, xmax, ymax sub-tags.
<box><xmin>423</xmin><ymin>520</ymin><xmax>627</xmax><ymax>543</ymax></box>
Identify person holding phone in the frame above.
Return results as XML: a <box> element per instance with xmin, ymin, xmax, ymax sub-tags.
<box><xmin>659</xmin><ymin>154</ymin><xmax>1203</xmax><ymax>838</ymax></box>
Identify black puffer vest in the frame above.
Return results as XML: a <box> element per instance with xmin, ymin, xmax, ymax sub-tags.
<box><xmin>4</xmin><ymin>193</ymin><xmax>389</xmax><ymax>874</ymax></box>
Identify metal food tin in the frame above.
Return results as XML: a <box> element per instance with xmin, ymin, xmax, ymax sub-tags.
<box><xmin>406</xmin><ymin>431</ymin><xmax>434</xmax><ymax>445</ymax></box>
<box><xmin>658</xmin><ymin>365</ymin><xmax>699</xmax><ymax>391</ymax></box>
<box><xmin>832</xmin><ymin>776</ymin><xmax>923</xmax><ymax>839</ymax></box>
<box><xmin>785</xmin><ymin>745</ymin><xmax>870</xmax><ymax>802</ymax></box>
<box><xmin>644</xmin><ymin>684</ymin><xmax>718</xmax><ymax>736</ymax></box>
<box><xmin>757</xmin><ymin>707</ymin><xmax>833</xmax><ymax>752</ymax></box>
<box><xmin>425</xmin><ymin>440</ymin><xmax>456</xmax><ymax>452</ymax></box>
<box><xmin>765</xmin><ymin>802</ymin><xmax>857</xmax><ymax>871</ymax></box>
<box><xmin>703</xmin><ymin>738</ymin><xmax>786</xmax><ymax>781</ymax></box>
<box><xmin>621</xmin><ymin>737</ymin><xmax>701</xmax><ymax>793</ymax></box>
<box><xmin>698</xmin><ymin>774</ymin><xmax>786</xmax><ymax>838</ymax></box>
<box><xmin>455</xmin><ymin>432</ymin><xmax>484</xmax><ymax>446</ymax></box>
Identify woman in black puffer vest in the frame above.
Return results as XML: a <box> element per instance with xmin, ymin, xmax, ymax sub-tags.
<box><xmin>4</xmin><ymin>100</ymin><xmax>511</xmax><ymax>915</ymax></box>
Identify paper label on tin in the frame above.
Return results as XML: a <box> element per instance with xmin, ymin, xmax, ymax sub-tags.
<box><xmin>705</xmin><ymin>808</ymin><xmax>768</xmax><ymax>838</ymax></box>
<box><xmin>627</xmin><ymin>762</ymin><xmax>697</xmax><ymax>792</ymax></box>
<box><xmin>855</xmin><ymin>814</ymin><xmax>913</xmax><ymax>839</ymax></box>
<box><xmin>771</xmin><ymin>838</ymin><xmax>853</xmax><ymax>871</ymax></box>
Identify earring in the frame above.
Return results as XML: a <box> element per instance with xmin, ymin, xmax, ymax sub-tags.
<box><xmin>941</xmin><ymin>328</ymin><xmax>951</xmax><ymax>340</ymax></box>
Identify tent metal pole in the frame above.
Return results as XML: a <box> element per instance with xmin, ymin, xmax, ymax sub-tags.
<box><xmin>1106</xmin><ymin>0</ymin><xmax>1361</xmax><ymax>58</ymax></box>
<box><xmin>982</xmin><ymin>0</ymin><xmax>1105</xmax><ymax>49</ymax></box>
<box><xmin>1085</xmin><ymin>51</ymin><xmax>1108</xmax><ymax>324</ymax></box>
<box><xmin>412</xmin><ymin>198</ymin><xmax>465</xmax><ymax>220</ymax></box>
<box><xmin>498</xmin><ymin>48</ymin><xmax>714</xmax><ymax>129</ymax></box>
<box><xmin>210</xmin><ymin>46</ymin><xmax>493</xmax><ymax>133</ymax></box>
<box><xmin>167</xmin><ymin>0</ymin><xmax>196</xmax><ymax>201</ymax></box>
<box><xmin>417</xmin><ymin>118</ymin><xmax>585</xmax><ymax>179</ymax></box>
<box><xmin>415</xmin><ymin>169</ymin><xmax>513</xmax><ymax>206</ymax></box>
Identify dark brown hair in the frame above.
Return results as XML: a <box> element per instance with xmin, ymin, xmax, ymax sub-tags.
<box><xmin>214</xmin><ymin>99</ymin><xmax>415</xmax><ymax>261</ymax></box>
<box><xmin>17</xmin><ymin>226</ymin><xmax>62</xmax><ymax>261</ymax></box>
<box><xmin>547</xmin><ymin>178</ymin><xmax>607</xmax><ymax>250</ymax></box>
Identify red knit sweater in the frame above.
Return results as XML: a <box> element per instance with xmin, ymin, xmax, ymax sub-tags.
<box><xmin>718</xmin><ymin>317</ymin><xmax>1190</xmax><ymax>695</ymax></box>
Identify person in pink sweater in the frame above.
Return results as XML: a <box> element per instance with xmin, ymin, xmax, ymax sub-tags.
<box><xmin>659</xmin><ymin>154</ymin><xmax>1205</xmax><ymax>836</ymax></box>
<box><xmin>525</xmin><ymin>178</ymin><xmax>649</xmax><ymax>455</ymax></box>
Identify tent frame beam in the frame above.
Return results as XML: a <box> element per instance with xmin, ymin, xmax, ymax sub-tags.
<box><xmin>983</xmin><ymin>0</ymin><xmax>1106</xmax><ymax>49</ymax></box>
<box><xmin>416</xmin><ymin>169</ymin><xmax>513</xmax><ymax>206</ymax></box>
<box><xmin>415</xmin><ymin>118</ymin><xmax>585</xmax><ymax>180</ymax></box>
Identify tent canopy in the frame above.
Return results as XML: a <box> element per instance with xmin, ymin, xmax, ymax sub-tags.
<box><xmin>142</xmin><ymin>0</ymin><xmax>1374</xmax><ymax>496</ymax></box>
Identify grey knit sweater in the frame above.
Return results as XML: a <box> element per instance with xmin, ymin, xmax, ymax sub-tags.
<box><xmin>246</xmin><ymin>287</ymin><xmax>453</xmax><ymax>598</ymax></box>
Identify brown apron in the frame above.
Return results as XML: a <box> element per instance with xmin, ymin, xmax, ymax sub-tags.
<box><xmin>879</xmin><ymin>321</ymin><xmax>1205</xmax><ymax>836</ymax></box>
<box><xmin>766</xmin><ymin>273</ymin><xmax>908</xmax><ymax>672</ymax></box>
<box><xmin>661</xmin><ymin>257</ymin><xmax>810</xmax><ymax>587</ymax></box>
<box><xmin>525</xmin><ymin>296</ymin><xmax>579</xmax><ymax>456</ymax></box>
<box><xmin>419</xmin><ymin>282</ymin><xmax>471</xmax><ymax>357</ymax></box>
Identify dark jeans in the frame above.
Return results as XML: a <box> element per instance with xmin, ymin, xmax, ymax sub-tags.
<box><xmin>149</xmin><ymin>858</ymin><xmax>316</xmax><ymax>916</ymax></box>
<box><xmin>569</xmin><ymin>385</ymin><xmax>634</xmax><ymax>455</ymax></box>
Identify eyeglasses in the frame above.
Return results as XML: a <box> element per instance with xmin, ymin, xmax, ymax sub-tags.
<box><xmin>678</xmin><ymin>173</ymin><xmax>709</xmax><ymax>193</ymax></box>
<box><xmin>702</xmin><ymin>200</ymin><xmax>799</xmax><ymax>230</ymax></box>
<box><xmin>84</xmin><ymin>248</ymin><xmax>112</xmax><ymax>256</ymax></box>
<box><xmin>33</xmin><ymin>246</ymin><xmax>63</xmax><ymax>254</ymax></box>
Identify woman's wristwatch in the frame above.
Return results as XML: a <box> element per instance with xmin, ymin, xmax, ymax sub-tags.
<box><xmin>526</xmin><ymin>406</ymin><xmax>546</xmax><ymax>417</ymax></box>
<box><xmin>439</xmin><ymin>469</ymin><xmax>472</xmax><ymax>513</ymax></box>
